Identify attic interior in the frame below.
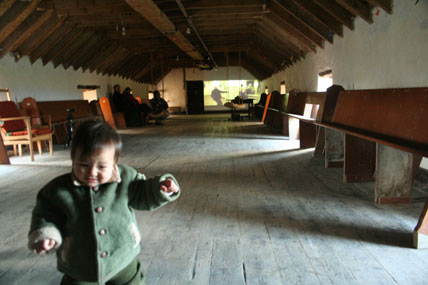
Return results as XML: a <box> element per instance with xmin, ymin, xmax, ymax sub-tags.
<box><xmin>1</xmin><ymin>0</ymin><xmax>428</xmax><ymax>284</ymax></box>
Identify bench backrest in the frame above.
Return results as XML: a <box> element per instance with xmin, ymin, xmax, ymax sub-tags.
<box><xmin>331</xmin><ymin>88</ymin><xmax>428</xmax><ymax>145</ymax></box>
<box><xmin>286</xmin><ymin>90</ymin><xmax>325</xmax><ymax>116</ymax></box>
<box><xmin>37</xmin><ymin>100</ymin><xmax>95</xmax><ymax>122</ymax></box>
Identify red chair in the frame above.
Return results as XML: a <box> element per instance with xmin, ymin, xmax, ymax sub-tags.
<box><xmin>0</xmin><ymin>101</ymin><xmax>53</xmax><ymax>161</ymax></box>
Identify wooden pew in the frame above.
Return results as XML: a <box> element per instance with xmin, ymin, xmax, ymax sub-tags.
<box><xmin>36</xmin><ymin>100</ymin><xmax>100</xmax><ymax>144</ymax></box>
<box><xmin>315</xmin><ymin>87</ymin><xmax>428</xmax><ymax>248</ymax></box>
<box><xmin>281</xmin><ymin>89</ymin><xmax>326</xmax><ymax>149</ymax></box>
<box><xmin>264</xmin><ymin>91</ymin><xmax>286</xmax><ymax>130</ymax></box>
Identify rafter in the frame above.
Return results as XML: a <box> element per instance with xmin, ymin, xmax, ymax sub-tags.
<box><xmin>335</xmin><ymin>0</ymin><xmax>373</xmax><ymax>23</ymax></box>
<box><xmin>0</xmin><ymin>9</ymin><xmax>53</xmax><ymax>59</ymax></box>
<box><xmin>268</xmin><ymin>1</ymin><xmax>324</xmax><ymax>49</ymax></box>
<box><xmin>292</xmin><ymin>0</ymin><xmax>343</xmax><ymax>37</ymax></box>
<box><xmin>17</xmin><ymin>15</ymin><xmax>66</xmax><ymax>60</ymax></box>
<box><xmin>53</xmin><ymin>30</ymin><xmax>94</xmax><ymax>68</ymax></box>
<box><xmin>0</xmin><ymin>0</ymin><xmax>16</xmax><ymax>17</ymax></box>
<box><xmin>29</xmin><ymin>23</ymin><xmax>73</xmax><ymax>64</ymax></box>
<box><xmin>314</xmin><ymin>0</ymin><xmax>355</xmax><ymax>30</ymax></box>
<box><xmin>0</xmin><ymin>0</ymin><xmax>41</xmax><ymax>44</ymax></box>
<box><xmin>125</xmin><ymin>0</ymin><xmax>204</xmax><ymax>61</ymax></box>
<box><xmin>274</xmin><ymin>0</ymin><xmax>332</xmax><ymax>43</ymax></box>
<box><xmin>42</xmin><ymin>27</ymin><xmax>84</xmax><ymax>65</ymax></box>
<box><xmin>367</xmin><ymin>0</ymin><xmax>392</xmax><ymax>14</ymax></box>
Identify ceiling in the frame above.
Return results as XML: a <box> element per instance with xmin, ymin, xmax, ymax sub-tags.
<box><xmin>0</xmin><ymin>0</ymin><xmax>392</xmax><ymax>83</ymax></box>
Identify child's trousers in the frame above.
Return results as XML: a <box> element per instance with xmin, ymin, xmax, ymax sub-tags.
<box><xmin>60</xmin><ymin>258</ymin><xmax>145</xmax><ymax>285</ymax></box>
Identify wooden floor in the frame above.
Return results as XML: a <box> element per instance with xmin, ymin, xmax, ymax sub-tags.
<box><xmin>1</xmin><ymin>114</ymin><xmax>428</xmax><ymax>285</ymax></box>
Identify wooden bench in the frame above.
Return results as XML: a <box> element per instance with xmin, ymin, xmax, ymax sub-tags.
<box><xmin>314</xmin><ymin>86</ymin><xmax>428</xmax><ymax>248</ymax></box>
<box><xmin>263</xmin><ymin>91</ymin><xmax>286</xmax><ymax>130</ymax></box>
<box><xmin>281</xmin><ymin>89</ymin><xmax>327</xmax><ymax>149</ymax></box>
<box><xmin>36</xmin><ymin>100</ymin><xmax>100</xmax><ymax>144</ymax></box>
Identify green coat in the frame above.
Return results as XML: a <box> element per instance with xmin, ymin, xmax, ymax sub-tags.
<box><xmin>28</xmin><ymin>164</ymin><xmax>180</xmax><ymax>283</ymax></box>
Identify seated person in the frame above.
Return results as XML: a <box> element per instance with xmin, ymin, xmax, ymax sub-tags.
<box><xmin>123</xmin><ymin>87</ymin><xmax>152</xmax><ymax>126</ymax></box>
<box><xmin>255</xmin><ymin>93</ymin><xmax>267</xmax><ymax>118</ymax></box>
<box><xmin>149</xmin><ymin>90</ymin><xmax>169</xmax><ymax>125</ymax></box>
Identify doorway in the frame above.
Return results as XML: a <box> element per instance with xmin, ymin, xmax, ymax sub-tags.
<box><xmin>186</xmin><ymin>81</ymin><xmax>204</xmax><ymax>114</ymax></box>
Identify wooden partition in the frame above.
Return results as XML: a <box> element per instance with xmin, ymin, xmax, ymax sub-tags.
<box><xmin>314</xmin><ymin>87</ymin><xmax>428</xmax><ymax>248</ymax></box>
<box><xmin>36</xmin><ymin>100</ymin><xmax>100</xmax><ymax>144</ymax></box>
<box><xmin>264</xmin><ymin>91</ymin><xmax>286</xmax><ymax>130</ymax></box>
<box><xmin>281</xmin><ymin>89</ymin><xmax>327</xmax><ymax>149</ymax></box>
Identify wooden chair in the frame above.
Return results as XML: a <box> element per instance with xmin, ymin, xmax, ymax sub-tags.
<box><xmin>0</xmin><ymin>101</ymin><xmax>53</xmax><ymax>161</ymax></box>
<box><xmin>99</xmin><ymin>96</ymin><xmax>127</xmax><ymax>129</ymax></box>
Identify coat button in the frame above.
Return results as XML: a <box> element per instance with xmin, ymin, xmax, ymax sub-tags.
<box><xmin>99</xmin><ymin>229</ymin><xmax>106</xmax><ymax>235</ymax></box>
<box><xmin>101</xmin><ymin>251</ymin><xmax>107</xmax><ymax>258</ymax></box>
<box><xmin>96</xmin><ymin>207</ymin><xmax>103</xmax><ymax>213</ymax></box>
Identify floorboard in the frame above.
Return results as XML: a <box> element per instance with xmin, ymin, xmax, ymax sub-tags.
<box><xmin>1</xmin><ymin>114</ymin><xmax>427</xmax><ymax>285</ymax></box>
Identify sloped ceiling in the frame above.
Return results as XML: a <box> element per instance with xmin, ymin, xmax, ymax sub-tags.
<box><xmin>0</xmin><ymin>0</ymin><xmax>392</xmax><ymax>83</ymax></box>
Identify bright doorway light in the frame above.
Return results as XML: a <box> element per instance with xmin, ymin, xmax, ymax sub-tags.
<box><xmin>317</xmin><ymin>69</ymin><xmax>333</xmax><ymax>92</ymax></box>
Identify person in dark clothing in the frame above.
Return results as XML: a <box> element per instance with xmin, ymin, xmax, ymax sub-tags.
<box><xmin>255</xmin><ymin>92</ymin><xmax>267</xmax><ymax>119</ymax></box>
<box><xmin>111</xmin><ymin>85</ymin><xmax>140</xmax><ymax>127</ymax></box>
<box><xmin>149</xmin><ymin>90</ymin><xmax>169</xmax><ymax>125</ymax></box>
<box><xmin>123</xmin><ymin>87</ymin><xmax>152</xmax><ymax>126</ymax></box>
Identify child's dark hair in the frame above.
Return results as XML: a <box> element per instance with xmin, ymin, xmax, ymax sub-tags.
<box><xmin>71</xmin><ymin>120</ymin><xmax>122</xmax><ymax>161</ymax></box>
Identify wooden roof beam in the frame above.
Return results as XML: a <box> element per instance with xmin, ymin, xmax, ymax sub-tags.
<box><xmin>186</xmin><ymin>0</ymin><xmax>266</xmax><ymax>10</ymax></box>
<box><xmin>88</xmin><ymin>43</ymin><xmax>121</xmax><ymax>72</ymax></box>
<box><xmin>242</xmin><ymin>61</ymin><xmax>268</xmax><ymax>80</ymax></box>
<box><xmin>313</xmin><ymin>0</ymin><xmax>355</xmax><ymax>30</ymax></box>
<box><xmin>98</xmin><ymin>48</ymin><xmax>129</xmax><ymax>75</ymax></box>
<box><xmin>0</xmin><ymin>9</ymin><xmax>53</xmax><ymax>59</ymax></box>
<box><xmin>17</xmin><ymin>15</ymin><xmax>66</xmax><ymax>60</ymax></box>
<box><xmin>114</xmin><ymin>54</ymin><xmax>146</xmax><ymax>77</ymax></box>
<box><xmin>53</xmin><ymin>30</ymin><xmax>94</xmax><ymax>68</ymax></box>
<box><xmin>29</xmin><ymin>23</ymin><xmax>73</xmax><ymax>64</ymax></box>
<box><xmin>367</xmin><ymin>0</ymin><xmax>392</xmax><ymax>14</ymax></box>
<box><xmin>0</xmin><ymin>0</ymin><xmax>41</xmax><ymax>44</ymax></box>
<box><xmin>255</xmin><ymin>25</ymin><xmax>299</xmax><ymax>56</ymax></box>
<box><xmin>73</xmin><ymin>38</ymin><xmax>111</xmax><ymax>71</ymax></box>
<box><xmin>292</xmin><ymin>0</ymin><xmax>343</xmax><ymax>37</ymax></box>
<box><xmin>84</xmin><ymin>42</ymin><xmax>118</xmax><ymax>72</ymax></box>
<box><xmin>268</xmin><ymin>1</ymin><xmax>324</xmax><ymax>49</ymax></box>
<box><xmin>105</xmin><ymin>53</ymin><xmax>136</xmax><ymax>76</ymax></box>
<box><xmin>63</xmin><ymin>34</ymin><xmax>103</xmax><ymax>70</ymax></box>
<box><xmin>274</xmin><ymin>0</ymin><xmax>332</xmax><ymax>43</ymax></box>
<box><xmin>0</xmin><ymin>0</ymin><xmax>17</xmax><ymax>17</ymax></box>
<box><xmin>261</xmin><ymin>15</ymin><xmax>314</xmax><ymax>53</ymax></box>
<box><xmin>335</xmin><ymin>0</ymin><xmax>373</xmax><ymax>24</ymax></box>
<box><xmin>125</xmin><ymin>0</ymin><xmax>204</xmax><ymax>61</ymax></box>
<box><xmin>41</xmin><ymin>27</ymin><xmax>84</xmax><ymax>65</ymax></box>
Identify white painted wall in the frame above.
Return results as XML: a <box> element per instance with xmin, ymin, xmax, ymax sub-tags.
<box><xmin>262</xmin><ymin>0</ymin><xmax>428</xmax><ymax>92</ymax></box>
<box><xmin>156</xmin><ymin>66</ymin><xmax>256</xmax><ymax>110</ymax></box>
<box><xmin>0</xmin><ymin>54</ymin><xmax>148</xmax><ymax>103</ymax></box>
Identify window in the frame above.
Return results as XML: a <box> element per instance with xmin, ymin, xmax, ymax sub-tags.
<box><xmin>317</xmin><ymin>69</ymin><xmax>333</xmax><ymax>92</ymax></box>
<box><xmin>82</xmin><ymin>90</ymin><xmax>97</xmax><ymax>102</ymax></box>
<box><xmin>280</xmin><ymin>81</ymin><xmax>287</xmax><ymax>94</ymax></box>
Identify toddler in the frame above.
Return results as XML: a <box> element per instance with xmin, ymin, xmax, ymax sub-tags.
<box><xmin>28</xmin><ymin>120</ymin><xmax>180</xmax><ymax>284</ymax></box>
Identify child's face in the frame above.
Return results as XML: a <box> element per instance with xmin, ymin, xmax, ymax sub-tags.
<box><xmin>72</xmin><ymin>144</ymin><xmax>116</xmax><ymax>187</ymax></box>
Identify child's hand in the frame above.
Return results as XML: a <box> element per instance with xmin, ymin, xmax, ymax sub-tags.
<box><xmin>34</xmin><ymin>238</ymin><xmax>56</xmax><ymax>254</ymax></box>
<box><xmin>160</xmin><ymin>179</ymin><xmax>179</xmax><ymax>194</ymax></box>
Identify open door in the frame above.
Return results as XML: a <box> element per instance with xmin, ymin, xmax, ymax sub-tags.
<box><xmin>186</xmin><ymin>81</ymin><xmax>204</xmax><ymax>114</ymax></box>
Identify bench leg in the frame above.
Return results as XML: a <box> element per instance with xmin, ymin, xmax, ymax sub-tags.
<box><xmin>344</xmin><ymin>134</ymin><xmax>376</xmax><ymax>182</ymax></box>
<box><xmin>282</xmin><ymin>114</ymin><xmax>289</xmax><ymax>136</ymax></box>
<box><xmin>37</xmin><ymin>141</ymin><xmax>42</xmax><ymax>155</ymax></box>
<box><xmin>288</xmin><ymin>116</ymin><xmax>300</xmax><ymax>140</ymax></box>
<box><xmin>299</xmin><ymin>120</ymin><xmax>317</xmax><ymax>149</ymax></box>
<box><xmin>324</xmin><ymin>128</ymin><xmax>344</xmax><ymax>168</ymax></box>
<box><xmin>374</xmin><ymin>144</ymin><xmax>413</xmax><ymax>204</ymax></box>
<box><xmin>313</xmin><ymin>126</ymin><xmax>325</xmax><ymax>157</ymax></box>
<box><xmin>414</xmin><ymin>198</ymin><xmax>428</xmax><ymax>248</ymax></box>
<box><xmin>0</xmin><ymin>137</ymin><xmax>10</xmax><ymax>164</ymax></box>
